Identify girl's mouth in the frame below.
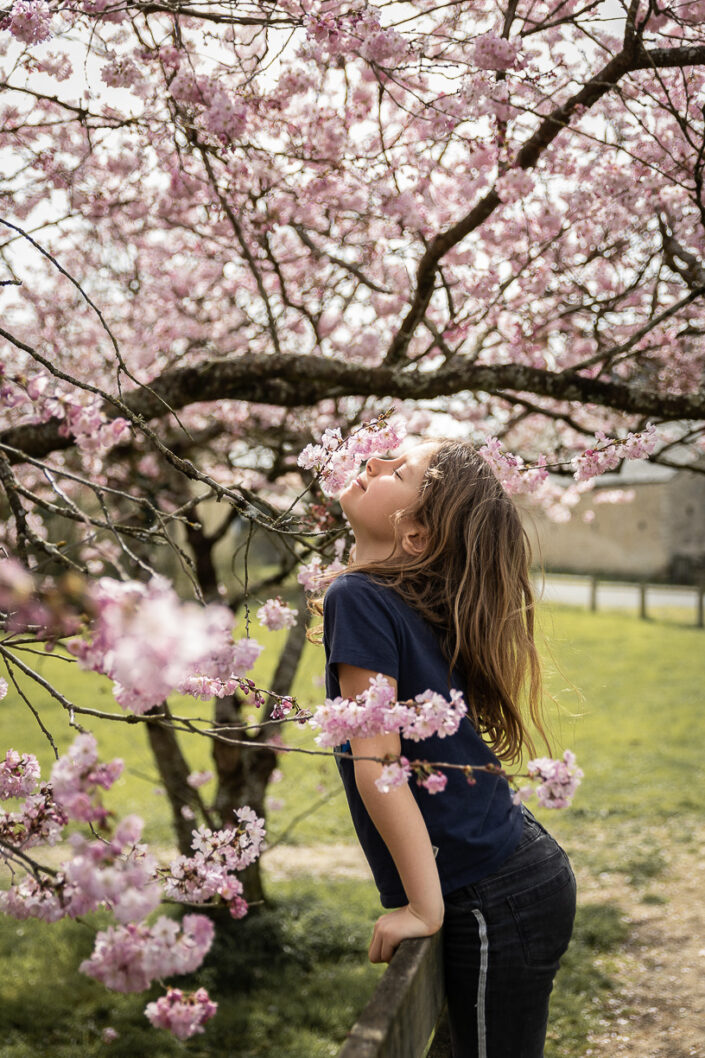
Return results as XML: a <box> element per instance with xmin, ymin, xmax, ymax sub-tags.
<box><xmin>355</xmin><ymin>476</ymin><xmax>366</xmax><ymax>491</ymax></box>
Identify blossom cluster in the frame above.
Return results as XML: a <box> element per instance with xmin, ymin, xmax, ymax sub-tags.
<box><xmin>67</xmin><ymin>575</ymin><xmax>262</xmax><ymax>713</ymax></box>
<box><xmin>145</xmin><ymin>987</ymin><xmax>218</xmax><ymax>1041</ymax></box>
<box><xmin>0</xmin><ymin>736</ymin><xmax>265</xmax><ymax>1038</ymax></box>
<box><xmin>480</xmin><ymin>425</ymin><xmax>659</xmax><ymax>497</ymax></box>
<box><xmin>4</xmin><ymin>370</ymin><xmax>129</xmax><ymax>457</ymax></box>
<box><xmin>479</xmin><ymin>438</ymin><xmax>549</xmax><ymax>495</ymax></box>
<box><xmin>50</xmin><ymin>732</ymin><xmax>123</xmax><ymax>824</ymax></box>
<box><xmin>297</xmin><ymin>538</ymin><xmax>347</xmax><ymax>593</ymax></box>
<box><xmin>80</xmin><ymin>914</ymin><xmax>215</xmax><ymax>993</ymax></box>
<box><xmin>256</xmin><ymin>596</ymin><xmax>299</xmax><ymax>631</ymax></box>
<box><xmin>168</xmin><ymin>68</ymin><xmax>248</xmax><ymax>147</ymax></box>
<box><xmin>311</xmin><ymin>674</ymin><xmax>467</xmax><ymax>748</ymax></box>
<box><xmin>471</xmin><ymin>33</ymin><xmax>521</xmax><ymax>71</ymax></box>
<box><xmin>304</xmin><ymin>9</ymin><xmax>409</xmax><ymax>67</ymax></box>
<box><xmin>0</xmin><ymin>749</ymin><xmax>40</xmax><ymax>800</ymax></box>
<box><xmin>496</xmin><ymin>169</ymin><xmax>535</xmax><ymax>204</ymax></box>
<box><xmin>0</xmin><ymin>783</ymin><xmax>67</xmax><ymax>852</ymax></box>
<box><xmin>525</xmin><ymin>750</ymin><xmax>584</xmax><ymax>809</ymax></box>
<box><xmin>162</xmin><ymin>807</ymin><xmax>265</xmax><ymax>920</ymax></box>
<box><xmin>5</xmin><ymin>0</ymin><xmax>53</xmax><ymax>45</ymax></box>
<box><xmin>0</xmin><ymin>556</ymin><xmax>47</xmax><ymax>633</ymax></box>
<box><xmin>298</xmin><ymin>415</ymin><xmax>407</xmax><ymax>496</ymax></box>
<box><xmin>572</xmin><ymin>425</ymin><xmax>658</xmax><ymax>482</ymax></box>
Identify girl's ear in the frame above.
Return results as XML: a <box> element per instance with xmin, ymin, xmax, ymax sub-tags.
<box><xmin>400</xmin><ymin>524</ymin><xmax>428</xmax><ymax>557</ymax></box>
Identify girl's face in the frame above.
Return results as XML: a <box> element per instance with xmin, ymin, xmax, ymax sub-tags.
<box><xmin>339</xmin><ymin>441</ymin><xmax>439</xmax><ymax>559</ymax></box>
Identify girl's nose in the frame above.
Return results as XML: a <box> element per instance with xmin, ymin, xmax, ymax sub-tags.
<box><xmin>365</xmin><ymin>457</ymin><xmax>394</xmax><ymax>476</ymax></box>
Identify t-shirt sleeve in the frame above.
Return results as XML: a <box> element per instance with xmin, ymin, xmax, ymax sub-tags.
<box><xmin>323</xmin><ymin>575</ymin><xmax>400</xmax><ymax>681</ymax></box>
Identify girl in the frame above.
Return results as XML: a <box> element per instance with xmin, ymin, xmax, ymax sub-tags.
<box><xmin>322</xmin><ymin>438</ymin><xmax>576</xmax><ymax>1058</ymax></box>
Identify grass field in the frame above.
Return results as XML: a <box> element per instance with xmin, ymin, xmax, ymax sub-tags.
<box><xmin>1</xmin><ymin>604</ymin><xmax>703</xmax><ymax>1057</ymax></box>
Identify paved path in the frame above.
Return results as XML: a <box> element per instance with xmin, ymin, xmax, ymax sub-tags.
<box><xmin>534</xmin><ymin>574</ymin><xmax>701</xmax><ymax>614</ymax></box>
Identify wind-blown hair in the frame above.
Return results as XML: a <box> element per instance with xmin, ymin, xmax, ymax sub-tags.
<box><xmin>327</xmin><ymin>439</ymin><xmax>548</xmax><ymax>763</ymax></box>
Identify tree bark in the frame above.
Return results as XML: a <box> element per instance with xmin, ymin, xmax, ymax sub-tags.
<box><xmin>145</xmin><ymin>702</ymin><xmax>201</xmax><ymax>856</ymax></box>
<box><xmin>213</xmin><ymin>588</ymin><xmax>310</xmax><ymax>907</ymax></box>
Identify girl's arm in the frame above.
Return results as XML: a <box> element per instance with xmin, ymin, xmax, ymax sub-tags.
<box><xmin>338</xmin><ymin>663</ymin><xmax>445</xmax><ymax>964</ymax></box>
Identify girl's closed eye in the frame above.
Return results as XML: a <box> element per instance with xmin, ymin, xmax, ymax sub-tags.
<box><xmin>394</xmin><ymin>468</ymin><xmax>403</xmax><ymax>479</ymax></box>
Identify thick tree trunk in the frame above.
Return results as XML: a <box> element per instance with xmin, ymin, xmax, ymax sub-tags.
<box><xmin>145</xmin><ymin>702</ymin><xmax>201</xmax><ymax>856</ymax></box>
<box><xmin>213</xmin><ymin>588</ymin><xmax>310</xmax><ymax>907</ymax></box>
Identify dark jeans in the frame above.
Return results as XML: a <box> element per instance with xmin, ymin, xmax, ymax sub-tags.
<box><xmin>442</xmin><ymin>808</ymin><xmax>577</xmax><ymax>1058</ymax></box>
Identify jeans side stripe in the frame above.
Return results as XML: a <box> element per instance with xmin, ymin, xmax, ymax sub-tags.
<box><xmin>472</xmin><ymin>908</ymin><xmax>489</xmax><ymax>1058</ymax></box>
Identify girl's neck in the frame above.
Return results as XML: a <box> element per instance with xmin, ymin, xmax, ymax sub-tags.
<box><xmin>350</xmin><ymin>536</ymin><xmax>398</xmax><ymax>566</ymax></box>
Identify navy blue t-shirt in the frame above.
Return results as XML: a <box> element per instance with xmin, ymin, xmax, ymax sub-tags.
<box><xmin>323</xmin><ymin>572</ymin><xmax>523</xmax><ymax>908</ymax></box>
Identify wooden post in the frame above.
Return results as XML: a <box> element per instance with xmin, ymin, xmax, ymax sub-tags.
<box><xmin>589</xmin><ymin>575</ymin><xmax>598</xmax><ymax>612</ymax></box>
<box><xmin>697</xmin><ymin>579</ymin><xmax>704</xmax><ymax>630</ymax></box>
<box><xmin>337</xmin><ymin>932</ymin><xmax>447</xmax><ymax>1058</ymax></box>
<box><xmin>639</xmin><ymin>581</ymin><xmax>647</xmax><ymax>621</ymax></box>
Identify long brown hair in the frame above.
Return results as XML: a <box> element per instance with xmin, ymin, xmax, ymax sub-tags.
<box><xmin>324</xmin><ymin>439</ymin><xmax>548</xmax><ymax>763</ymax></box>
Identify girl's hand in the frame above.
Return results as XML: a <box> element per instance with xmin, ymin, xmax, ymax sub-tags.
<box><xmin>368</xmin><ymin>904</ymin><xmax>443</xmax><ymax>964</ymax></box>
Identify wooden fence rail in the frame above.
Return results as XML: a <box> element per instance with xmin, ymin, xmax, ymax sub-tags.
<box><xmin>337</xmin><ymin>931</ymin><xmax>451</xmax><ymax>1058</ymax></box>
<box><xmin>585</xmin><ymin>575</ymin><xmax>705</xmax><ymax>626</ymax></box>
<box><xmin>535</xmin><ymin>573</ymin><xmax>705</xmax><ymax>627</ymax></box>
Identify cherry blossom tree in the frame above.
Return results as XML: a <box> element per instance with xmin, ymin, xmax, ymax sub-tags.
<box><xmin>1</xmin><ymin>0</ymin><xmax>704</xmax><ymax>1038</ymax></box>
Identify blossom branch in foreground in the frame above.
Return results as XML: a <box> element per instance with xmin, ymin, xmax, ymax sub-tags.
<box><xmin>311</xmin><ymin>677</ymin><xmax>583</xmax><ymax>807</ymax></box>
<box><xmin>0</xmin><ymin>736</ymin><xmax>265</xmax><ymax>1039</ymax></box>
<box><xmin>297</xmin><ymin>411</ymin><xmax>407</xmax><ymax>497</ymax></box>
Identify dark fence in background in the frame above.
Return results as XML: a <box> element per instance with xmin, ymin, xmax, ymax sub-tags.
<box><xmin>533</xmin><ymin>573</ymin><xmax>705</xmax><ymax>627</ymax></box>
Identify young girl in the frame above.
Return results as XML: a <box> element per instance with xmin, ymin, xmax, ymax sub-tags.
<box><xmin>322</xmin><ymin>438</ymin><xmax>576</xmax><ymax>1058</ymax></box>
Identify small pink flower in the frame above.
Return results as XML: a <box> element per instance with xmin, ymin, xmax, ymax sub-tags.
<box><xmin>7</xmin><ymin>0</ymin><xmax>53</xmax><ymax>44</ymax></box>
<box><xmin>256</xmin><ymin>597</ymin><xmax>298</xmax><ymax>631</ymax></box>
<box><xmin>187</xmin><ymin>770</ymin><xmax>213</xmax><ymax>789</ymax></box>
<box><xmin>375</xmin><ymin>757</ymin><xmax>411</xmax><ymax>793</ymax></box>
<box><xmin>144</xmin><ymin>986</ymin><xmax>217</xmax><ymax>1040</ymax></box>
<box><xmin>527</xmin><ymin>750</ymin><xmax>583</xmax><ymax>809</ymax></box>
<box><xmin>418</xmin><ymin>771</ymin><xmax>448</xmax><ymax>795</ymax></box>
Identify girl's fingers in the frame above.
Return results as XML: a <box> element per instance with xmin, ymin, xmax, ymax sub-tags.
<box><xmin>369</xmin><ymin>920</ymin><xmax>399</xmax><ymax>964</ymax></box>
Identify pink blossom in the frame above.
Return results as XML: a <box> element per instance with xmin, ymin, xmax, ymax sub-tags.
<box><xmin>478</xmin><ymin>438</ymin><xmax>548</xmax><ymax>495</ymax></box>
<box><xmin>496</xmin><ymin>170</ymin><xmax>535</xmax><ymax>204</ymax></box>
<box><xmin>297</xmin><ymin>554</ymin><xmax>344</xmax><ymax>592</ymax></box>
<box><xmin>0</xmin><ymin>557</ymin><xmax>35</xmax><ymax>612</ymax></box>
<box><xmin>512</xmin><ymin>785</ymin><xmax>534</xmax><ymax>806</ymax></box>
<box><xmin>37</xmin><ymin>52</ymin><xmax>73</xmax><ymax>81</ymax></box>
<box><xmin>375</xmin><ymin>757</ymin><xmax>412</xmax><ymax>793</ymax></box>
<box><xmin>418</xmin><ymin>771</ymin><xmax>448</xmax><ymax>795</ymax></box>
<box><xmin>229</xmin><ymin>636</ymin><xmax>264</xmax><ymax>674</ymax></box>
<box><xmin>0</xmin><ymin>677</ymin><xmax>7</xmax><ymax>700</ymax></box>
<box><xmin>101</xmin><ymin>1027</ymin><xmax>119</xmax><ymax>1043</ymax></box>
<box><xmin>6</xmin><ymin>0</ymin><xmax>53</xmax><ymax>44</ymax></box>
<box><xmin>471</xmin><ymin>33</ymin><xmax>520</xmax><ymax>71</ymax></box>
<box><xmin>527</xmin><ymin>750</ymin><xmax>583</xmax><ymax>809</ymax></box>
<box><xmin>312</xmin><ymin>676</ymin><xmax>467</xmax><ymax>748</ymax></box>
<box><xmin>0</xmin><ymin>750</ymin><xmax>40</xmax><ymax>799</ymax></box>
<box><xmin>162</xmin><ymin>808</ymin><xmax>265</xmax><ymax>905</ymax></box>
<box><xmin>0</xmin><ymin>874</ymin><xmax>66</xmax><ymax>922</ymax></box>
<box><xmin>63</xmin><ymin>831</ymin><xmax>161</xmax><ymax>923</ymax></box>
<box><xmin>101</xmin><ymin>56</ymin><xmax>143</xmax><ymax>90</ymax></box>
<box><xmin>1</xmin><ymin>784</ymin><xmax>68</xmax><ymax>849</ymax></box>
<box><xmin>80</xmin><ymin>914</ymin><xmax>215</xmax><ymax>992</ymax></box>
<box><xmin>187</xmin><ymin>770</ymin><xmax>213</xmax><ymax>789</ymax></box>
<box><xmin>572</xmin><ymin>426</ymin><xmax>658</xmax><ymax>482</ymax></box>
<box><xmin>203</xmin><ymin>89</ymin><xmax>248</xmax><ymax>144</ymax></box>
<box><xmin>145</xmin><ymin>987</ymin><xmax>217</xmax><ymax>1041</ymax></box>
<box><xmin>256</xmin><ymin>596</ymin><xmax>299</xmax><ymax>631</ymax></box>
<box><xmin>298</xmin><ymin>417</ymin><xmax>407</xmax><ymax>498</ymax></box>
<box><xmin>50</xmin><ymin>733</ymin><xmax>123</xmax><ymax>824</ymax></box>
<box><xmin>69</xmin><ymin>577</ymin><xmax>261</xmax><ymax>713</ymax></box>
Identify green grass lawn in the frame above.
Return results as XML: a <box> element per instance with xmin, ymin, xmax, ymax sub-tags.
<box><xmin>1</xmin><ymin>605</ymin><xmax>703</xmax><ymax>1056</ymax></box>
